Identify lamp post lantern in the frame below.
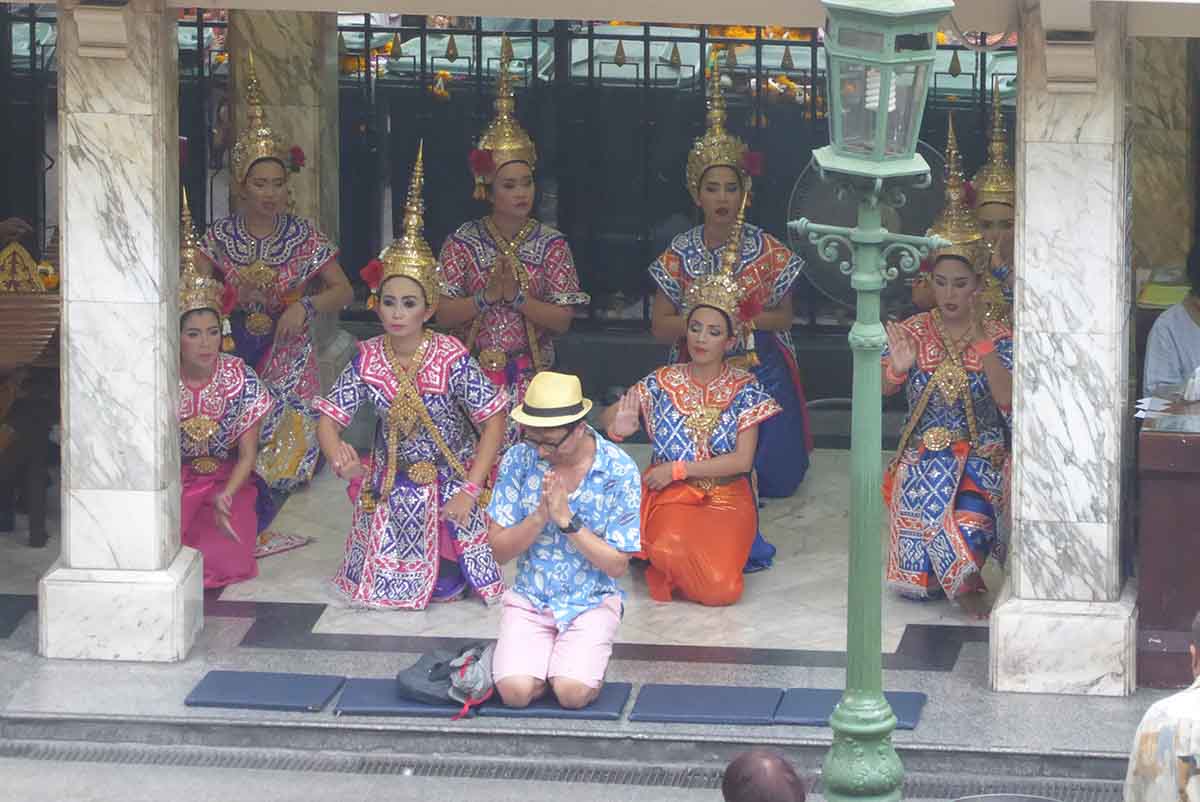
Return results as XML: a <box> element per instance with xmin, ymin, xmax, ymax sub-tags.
<box><xmin>788</xmin><ymin>1</ymin><xmax>953</xmax><ymax>800</ymax></box>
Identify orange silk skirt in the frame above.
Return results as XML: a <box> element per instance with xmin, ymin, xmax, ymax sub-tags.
<box><xmin>638</xmin><ymin>475</ymin><xmax>757</xmax><ymax>606</ymax></box>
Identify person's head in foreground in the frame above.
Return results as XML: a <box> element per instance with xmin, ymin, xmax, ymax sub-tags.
<box><xmin>511</xmin><ymin>371</ymin><xmax>594</xmax><ymax>467</ymax></box>
<box><xmin>721</xmin><ymin>749</ymin><xmax>807</xmax><ymax>802</ymax></box>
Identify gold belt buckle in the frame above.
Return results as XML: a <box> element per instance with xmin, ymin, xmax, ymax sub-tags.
<box><xmin>406</xmin><ymin>461</ymin><xmax>438</xmax><ymax>486</ymax></box>
<box><xmin>191</xmin><ymin>456</ymin><xmax>220</xmax><ymax>475</ymax></box>
<box><xmin>478</xmin><ymin>348</ymin><xmax>508</xmax><ymax>371</ymax></box>
<box><xmin>921</xmin><ymin>427</ymin><xmax>954</xmax><ymax>452</ymax></box>
<box><xmin>245</xmin><ymin>311</ymin><xmax>274</xmax><ymax>336</ymax></box>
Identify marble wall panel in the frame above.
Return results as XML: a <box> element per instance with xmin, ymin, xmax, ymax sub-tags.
<box><xmin>229</xmin><ymin>12</ymin><xmax>323</xmax><ymax>109</ymax></box>
<box><xmin>63</xmin><ymin>486</ymin><xmax>177</xmax><ymax>570</ymax></box>
<box><xmin>1011</xmin><ymin>330</ymin><xmax>1122</xmax><ymax>525</ymax></box>
<box><xmin>1131</xmin><ymin>38</ymin><xmax>1189</xmax><ymax>131</ymax></box>
<box><xmin>62</xmin><ymin>301</ymin><xmax>166</xmax><ymax>492</ymax></box>
<box><xmin>1133</xmin><ymin>129</ymin><xmax>1192</xmax><ymax>270</ymax></box>
<box><xmin>990</xmin><ymin>582</ymin><xmax>1137</xmax><ymax>696</ymax></box>
<box><xmin>1011</xmin><ymin>520</ymin><xmax>1120</xmax><ymax>602</ymax></box>
<box><xmin>1020</xmin><ymin>142</ymin><xmax>1123</xmax><ymax>335</ymax></box>
<box><xmin>39</xmin><ymin>548</ymin><xmax>203</xmax><ymax>662</ymax></box>
<box><xmin>62</xmin><ymin>113</ymin><xmax>166</xmax><ymax>305</ymax></box>
<box><xmin>1018</xmin><ymin>1</ymin><xmax>1125</xmax><ymax>147</ymax></box>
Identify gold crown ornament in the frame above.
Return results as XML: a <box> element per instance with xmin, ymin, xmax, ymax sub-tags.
<box><xmin>683</xmin><ymin>193</ymin><xmax>758</xmax><ymax>360</ymax></box>
<box><xmin>685</xmin><ymin>50</ymin><xmax>761</xmax><ymax>202</ymax></box>
<box><xmin>178</xmin><ymin>190</ymin><xmax>234</xmax><ymax>349</ymax></box>
<box><xmin>469</xmin><ymin>34</ymin><xmax>537</xmax><ymax>201</ymax></box>
<box><xmin>360</xmin><ymin>141</ymin><xmax>440</xmax><ymax>312</ymax></box>
<box><xmin>230</xmin><ymin>54</ymin><xmax>304</xmax><ymax>185</ymax></box>
<box><xmin>972</xmin><ymin>80</ymin><xmax>1016</xmax><ymax>209</ymax></box>
<box><xmin>927</xmin><ymin>114</ymin><xmax>986</xmax><ymax>272</ymax></box>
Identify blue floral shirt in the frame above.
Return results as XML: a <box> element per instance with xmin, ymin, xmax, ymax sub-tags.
<box><xmin>487</xmin><ymin>427</ymin><xmax>642</xmax><ymax>631</ymax></box>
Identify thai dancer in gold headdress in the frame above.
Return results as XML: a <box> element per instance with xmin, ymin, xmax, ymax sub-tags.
<box><xmin>196</xmin><ymin>55</ymin><xmax>354</xmax><ymax>495</ymax></box>
<box><xmin>972</xmin><ymin>81</ymin><xmax>1017</xmax><ymax>320</ymax></box>
<box><xmin>179</xmin><ymin>192</ymin><xmax>273</xmax><ymax>588</ymax></box>
<box><xmin>882</xmin><ymin>115</ymin><xmax>1013</xmax><ymax>619</ymax></box>
<box><xmin>315</xmin><ymin>144</ymin><xmax>508</xmax><ymax>609</ymax></box>
<box><xmin>912</xmin><ymin>83</ymin><xmax>1015</xmax><ymax>325</ymax></box>
<box><xmin>603</xmin><ymin>201</ymin><xmax>781</xmax><ymax>606</ymax></box>
<box><xmin>648</xmin><ymin>52</ymin><xmax>810</xmax><ymax>572</ymax></box>
<box><xmin>436</xmin><ymin>35</ymin><xmax>589</xmax><ymax>450</ymax></box>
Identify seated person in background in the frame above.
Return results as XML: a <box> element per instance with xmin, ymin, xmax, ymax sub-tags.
<box><xmin>722</xmin><ymin>750</ymin><xmax>807</xmax><ymax>802</ymax></box>
<box><xmin>486</xmin><ymin>372</ymin><xmax>641</xmax><ymax>710</ymax></box>
<box><xmin>1145</xmin><ymin>246</ymin><xmax>1200</xmax><ymax>395</ymax></box>
<box><xmin>1125</xmin><ymin>610</ymin><xmax>1200</xmax><ymax>802</ymax></box>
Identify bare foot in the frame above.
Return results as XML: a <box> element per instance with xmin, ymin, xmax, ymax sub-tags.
<box><xmin>958</xmin><ymin>591</ymin><xmax>992</xmax><ymax>621</ymax></box>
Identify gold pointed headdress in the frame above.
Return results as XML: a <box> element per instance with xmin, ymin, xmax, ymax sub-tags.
<box><xmin>683</xmin><ymin>193</ymin><xmax>750</xmax><ymax>328</ymax></box>
<box><xmin>179</xmin><ymin>192</ymin><xmax>233</xmax><ymax>349</ymax></box>
<box><xmin>972</xmin><ymin>80</ymin><xmax>1016</xmax><ymax>209</ymax></box>
<box><xmin>469</xmin><ymin>34</ymin><xmax>537</xmax><ymax>200</ymax></box>
<box><xmin>230</xmin><ymin>54</ymin><xmax>290</xmax><ymax>185</ymax></box>
<box><xmin>686</xmin><ymin>50</ymin><xmax>758</xmax><ymax>201</ymax></box>
<box><xmin>927</xmin><ymin>114</ymin><xmax>985</xmax><ymax>271</ymax></box>
<box><xmin>362</xmin><ymin>142</ymin><xmax>440</xmax><ymax>311</ymax></box>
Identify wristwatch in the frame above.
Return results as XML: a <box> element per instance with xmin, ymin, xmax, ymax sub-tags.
<box><xmin>557</xmin><ymin>512</ymin><xmax>583</xmax><ymax>534</ymax></box>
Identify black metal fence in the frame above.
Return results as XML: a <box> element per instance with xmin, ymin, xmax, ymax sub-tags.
<box><xmin>2</xmin><ymin>8</ymin><xmax>1015</xmax><ymax>324</ymax></box>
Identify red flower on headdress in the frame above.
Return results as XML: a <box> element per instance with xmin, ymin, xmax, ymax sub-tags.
<box><xmin>219</xmin><ymin>281</ymin><xmax>238</xmax><ymax>316</ymax></box>
<box><xmin>918</xmin><ymin>257</ymin><xmax>933</xmax><ymax>274</ymax></box>
<box><xmin>963</xmin><ymin>179</ymin><xmax>976</xmax><ymax>208</ymax></box>
<box><xmin>742</xmin><ymin>151</ymin><xmax>765</xmax><ymax>177</ymax></box>
<box><xmin>288</xmin><ymin>146</ymin><xmax>306</xmax><ymax>171</ymax></box>
<box><xmin>738</xmin><ymin>295</ymin><xmax>763</xmax><ymax>323</ymax></box>
<box><xmin>468</xmin><ymin>148</ymin><xmax>496</xmax><ymax>178</ymax></box>
<box><xmin>360</xmin><ymin>258</ymin><xmax>384</xmax><ymax>291</ymax></box>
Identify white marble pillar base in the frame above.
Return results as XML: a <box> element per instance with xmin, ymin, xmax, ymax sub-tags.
<box><xmin>989</xmin><ymin>579</ymin><xmax>1138</xmax><ymax>696</ymax></box>
<box><xmin>38</xmin><ymin>547</ymin><xmax>203</xmax><ymax>662</ymax></box>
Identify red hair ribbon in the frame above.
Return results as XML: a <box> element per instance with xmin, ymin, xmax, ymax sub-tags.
<box><xmin>742</xmin><ymin>151</ymin><xmax>765</xmax><ymax>177</ymax></box>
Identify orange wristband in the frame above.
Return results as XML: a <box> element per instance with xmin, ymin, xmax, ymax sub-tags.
<box><xmin>607</xmin><ymin>429</ymin><xmax>625</xmax><ymax>443</ymax></box>
<box><xmin>671</xmin><ymin>461</ymin><xmax>688</xmax><ymax>481</ymax></box>
<box><xmin>885</xmin><ymin>366</ymin><xmax>907</xmax><ymax>386</ymax></box>
<box><xmin>973</xmin><ymin>339</ymin><xmax>995</xmax><ymax>357</ymax></box>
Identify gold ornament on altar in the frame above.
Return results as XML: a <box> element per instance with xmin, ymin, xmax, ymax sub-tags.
<box><xmin>363</xmin><ymin>141</ymin><xmax>441</xmax><ymax>313</ymax></box>
<box><xmin>972</xmin><ymin>80</ymin><xmax>1016</xmax><ymax>210</ymax></box>
<box><xmin>230</xmin><ymin>53</ymin><xmax>288</xmax><ymax>185</ymax></box>
<box><xmin>469</xmin><ymin>33</ymin><xmax>537</xmax><ymax>201</ymax></box>
<box><xmin>926</xmin><ymin>114</ymin><xmax>985</xmax><ymax>271</ymax></box>
<box><xmin>0</xmin><ymin>241</ymin><xmax>55</xmax><ymax>293</ymax></box>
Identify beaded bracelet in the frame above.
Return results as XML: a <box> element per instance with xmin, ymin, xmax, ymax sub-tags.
<box><xmin>461</xmin><ymin>480</ymin><xmax>482</xmax><ymax>499</ymax></box>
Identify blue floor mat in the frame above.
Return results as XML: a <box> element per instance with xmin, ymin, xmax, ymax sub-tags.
<box><xmin>629</xmin><ymin>684</ymin><xmax>784</xmax><ymax>725</ymax></box>
<box><xmin>334</xmin><ymin>678</ymin><xmax>461</xmax><ymax>717</ymax></box>
<box><xmin>185</xmin><ymin>670</ymin><xmax>345</xmax><ymax>713</ymax></box>
<box><xmin>479</xmin><ymin>682</ymin><xmax>632</xmax><ymax>720</ymax></box>
<box><xmin>773</xmin><ymin>688</ymin><xmax>928</xmax><ymax>729</ymax></box>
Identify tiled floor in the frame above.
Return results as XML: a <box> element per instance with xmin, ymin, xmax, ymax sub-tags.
<box><xmin>0</xmin><ymin>448</ymin><xmax>1000</xmax><ymax>656</ymax></box>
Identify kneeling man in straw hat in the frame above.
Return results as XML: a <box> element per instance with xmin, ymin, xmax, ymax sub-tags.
<box><xmin>486</xmin><ymin>371</ymin><xmax>642</xmax><ymax>709</ymax></box>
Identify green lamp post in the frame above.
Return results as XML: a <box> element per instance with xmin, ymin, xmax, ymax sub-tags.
<box><xmin>788</xmin><ymin>1</ymin><xmax>953</xmax><ymax>800</ymax></box>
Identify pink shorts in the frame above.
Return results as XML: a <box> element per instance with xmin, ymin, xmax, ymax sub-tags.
<box><xmin>492</xmin><ymin>590</ymin><xmax>622</xmax><ymax>689</ymax></box>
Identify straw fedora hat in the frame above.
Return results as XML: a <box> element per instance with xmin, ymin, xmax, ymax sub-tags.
<box><xmin>510</xmin><ymin>372</ymin><xmax>593</xmax><ymax>428</ymax></box>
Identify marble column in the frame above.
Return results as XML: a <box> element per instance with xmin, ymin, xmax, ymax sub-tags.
<box><xmin>226</xmin><ymin>12</ymin><xmax>356</xmax><ymax>391</ymax></box>
<box><xmin>39</xmin><ymin>0</ymin><xmax>202</xmax><ymax>661</ymax></box>
<box><xmin>1131</xmin><ymin>37</ymin><xmax>1192</xmax><ymax>272</ymax></box>
<box><xmin>989</xmin><ymin>1</ymin><xmax>1138</xmax><ymax>696</ymax></box>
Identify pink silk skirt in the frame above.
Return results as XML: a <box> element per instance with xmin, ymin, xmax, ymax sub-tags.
<box><xmin>182</xmin><ymin>460</ymin><xmax>260</xmax><ymax>588</ymax></box>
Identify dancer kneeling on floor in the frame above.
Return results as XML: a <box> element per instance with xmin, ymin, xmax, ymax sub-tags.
<box><xmin>315</xmin><ymin>145</ymin><xmax>508</xmax><ymax>610</ymax></box>
<box><xmin>603</xmin><ymin>279</ymin><xmax>781</xmax><ymax>607</ymax></box>
<box><xmin>487</xmin><ymin>372</ymin><xmax>642</xmax><ymax>709</ymax></box>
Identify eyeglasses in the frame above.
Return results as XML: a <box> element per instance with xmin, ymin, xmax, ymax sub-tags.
<box><xmin>521</xmin><ymin>422</ymin><xmax>578</xmax><ymax>452</ymax></box>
